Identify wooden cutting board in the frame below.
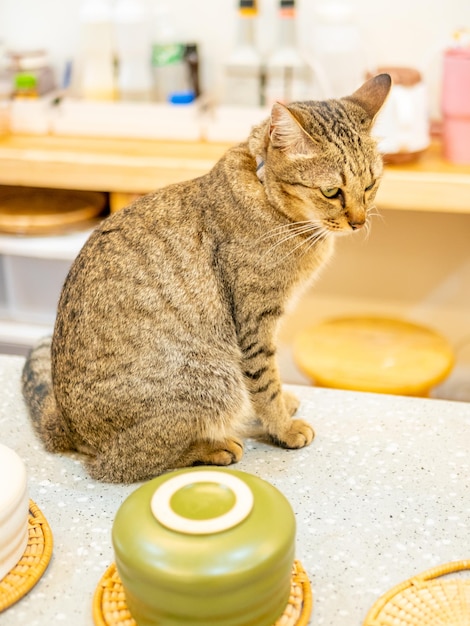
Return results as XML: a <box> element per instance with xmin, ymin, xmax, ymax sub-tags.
<box><xmin>0</xmin><ymin>186</ymin><xmax>106</xmax><ymax>235</ymax></box>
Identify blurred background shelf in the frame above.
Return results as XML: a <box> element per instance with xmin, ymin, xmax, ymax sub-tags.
<box><xmin>0</xmin><ymin>133</ymin><xmax>469</xmax><ymax>212</ymax></box>
<box><xmin>0</xmin><ymin>133</ymin><xmax>468</xmax><ymax>400</ymax></box>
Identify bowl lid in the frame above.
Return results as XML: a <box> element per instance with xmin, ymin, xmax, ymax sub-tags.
<box><xmin>150</xmin><ymin>470</ymin><xmax>254</xmax><ymax>535</ymax></box>
<box><xmin>112</xmin><ymin>466</ymin><xmax>297</xmax><ymax>598</ymax></box>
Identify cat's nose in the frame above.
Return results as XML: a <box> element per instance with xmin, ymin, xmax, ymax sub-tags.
<box><xmin>348</xmin><ymin>219</ymin><xmax>365</xmax><ymax>230</ymax></box>
<box><xmin>346</xmin><ymin>208</ymin><xmax>366</xmax><ymax>230</ymax></box>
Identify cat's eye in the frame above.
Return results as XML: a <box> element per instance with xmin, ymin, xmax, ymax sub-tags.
<box><xmin>320</xmin><ymin>187</ymin><xmax>340</xmax><ymax>199</ymax></box>
<box><xmin>365</xmin><ymin>181</ymin><xmax>376</xmax><ymax>192</ymax></box>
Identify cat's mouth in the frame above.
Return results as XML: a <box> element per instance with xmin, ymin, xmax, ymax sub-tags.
<box><xmin>322</xmin><ymin>213</ymin><xmax>368</xmax><ymax>234</ymax></box>
<box><xmin>323</xmin><ymin>219</ymin><xmax>365</xmax><ymax>233</ymax></box>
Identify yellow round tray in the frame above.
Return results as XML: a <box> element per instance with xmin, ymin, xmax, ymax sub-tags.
<box><xmin>363</xmin><ymin>560</ymin><xmax>470</xmax><ymax>625</ymax></box>
<box><xmin>93</xmin><ymin>559</ymin><xmax>312</xmax><ymax>626</ymax></box>
<box><xmin>0</xmin><ymin>500</ymin><xmax>53</xmax><ymax>613</ymax></box>
<box><xmin>294</xmin><ymin>316</ymin><xmax>454</xmax><ymax>396</ymax></box>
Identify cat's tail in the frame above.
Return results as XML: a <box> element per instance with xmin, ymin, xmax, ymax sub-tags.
<box><xmin>22</xmin><ymin>336</ymin><xmax>74</xmax><ymax>452</ymax></box>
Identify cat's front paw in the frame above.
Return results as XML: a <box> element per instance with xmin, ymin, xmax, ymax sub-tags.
<box><xmin>283</xmin><ymin>390</ymin><xmax>300</xmax><ymax>416</ymax></box>
<box><xmin>273</xmin><ymin>419</ymin><xmax>314</xmax><ymax>449</ymax></box>
<box><xmin>191</xmin><ymin>438</ymin><xmax>244</xmax><ymax>467</ymax></box>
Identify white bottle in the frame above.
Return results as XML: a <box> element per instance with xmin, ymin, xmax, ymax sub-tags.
<box><xmin>114</xmin><ymin>0</ymin><xmax>153</xmax><ymax>101</ymax></box>
<box><xmin>78</xmin><ymin>0</ymin><xmax>116</xmax><ymax>100</ymax></box>
<box><xmin>151</xmin><ymin>3</ymin><xmax>189</xmax><ymax>103</ymax></box>
<box><xmin>311</xmin><ymin>2</ymin><xmax>366</xmax><ymax>98</ymax></box>
<box><xmin>265</xmin><ymin>0</ymin><xmax>312</xmax><ymax>106</ymax></box>
<box><xmin>224</xmin><ymin>0</ymin><xmax>262</xmax><ymax>107</ymax></box>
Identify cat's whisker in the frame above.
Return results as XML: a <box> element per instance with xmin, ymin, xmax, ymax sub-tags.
<box><xmin>259</xmin><ymin>229</ymin><xmax>310</xmax><ymax>263</ymax></box>
<box><xmin>258</xmin><ymin>221</ymin><xmax>309</xmax><ymax>239</ymax></box>
<box><xmin>363</xmin><ymin>205</ymin><xmax>382</xmax><ymax>240</ymax></box>
<box><xmin>260</xmin><ymin>222</ymin><xmax>322</xmax><ymax>255</ymax></box>
<box><xmin>268</xmin><ymin>226</ymin><xmax>329</xmax><ymax>264</ymax></box>
<box><xmin>368</xmin><ymin>204</ymin><xmax>383</xmax><ymax>218</ymax></box>
<box><xmin>269</xmin><ymin>238</ymin><xmax>310</xmax><ymax>264</ymax></box>
<box><xmin>277</xmin><ymin>224</ymin><xmax>323</xmax><ymax>244</ymax></box>
<box><xmin>298</xmin><ymin>234</ymin><xmax>324</xmax><ymax>260</ymax></box>
<box><xmin>261</xmin><ymin>234</ymin><xmax>308</xmax><ymax>261</ymax></box>
<box><xmin>306</xmin><ymin>228</ymin><xmax>329</xmax><ymax>253</ymax></box>
<box><xmin>299</xmin><ymin>231</ymin><xmax>330</xmax><ymax>262</ymax></box>
<box><xmin>257</xmin><ymin>220</ymin><xmax>315</xmax><ymax>243</ymax></box>
<box><xmin>362</xmin><ymin>217</ymin><xmax>372</xmax><ymax>241</ymax></box>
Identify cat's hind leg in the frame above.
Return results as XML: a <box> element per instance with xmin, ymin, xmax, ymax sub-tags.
<box><xmin>85</xmin><ymin>419</ymin><xmax>245</xmax><ymax>483</ymax></box>
<box><xmin>181</xmin><ymin>437</ymin><xmax>244</xmax><ymax>468</ymax></box>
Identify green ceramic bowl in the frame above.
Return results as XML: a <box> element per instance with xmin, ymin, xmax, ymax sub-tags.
<box><xmin>112</xmin><ymin>467</ymin><xmax>296</xmax><ymax>626</ymax></box>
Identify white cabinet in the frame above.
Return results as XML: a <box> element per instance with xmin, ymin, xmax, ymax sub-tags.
<box><xmin>0</xmin><ymin>230</ymin><xmax>91</xmax><ymax>354</ymax></box>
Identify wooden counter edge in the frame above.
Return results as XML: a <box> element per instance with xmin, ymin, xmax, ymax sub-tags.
<box><xmin>0</xmin><ymin>135</ymin><xmax>469</xmax><ymax>214</ymax></box>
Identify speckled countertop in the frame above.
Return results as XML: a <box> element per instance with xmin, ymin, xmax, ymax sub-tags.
<box><xmin>1</xmin><ymin>354</ymin><xmax>470</xmax><ymax>626</ymax></box>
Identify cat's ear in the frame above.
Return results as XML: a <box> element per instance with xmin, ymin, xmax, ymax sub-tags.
<box><xmin>344</xmin><ymin>73</ymin><xmax>392</xmax><ymax>128</ymax></box>
<box><xmin>269</xmin><ymin>102</ymin><xmax>317</xmax><ymax>157</ymax></box>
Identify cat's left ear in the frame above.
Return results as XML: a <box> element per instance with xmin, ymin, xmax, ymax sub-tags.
<box><xmin>344</xmin><ymin>73</ymin><xmax>392</xmax><ymax>128</ymax></box>
<box><xmin>269</xmin><ymin>103</ymin><xmax>317</xmax><ymax>157</ymax></box>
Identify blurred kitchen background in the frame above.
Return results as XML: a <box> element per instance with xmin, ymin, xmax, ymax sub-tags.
<box><xmin>1</xmin><ymin>0</ymin><xmax>469</xmax><ymax>113</ymax></box>
<box><xmin>0</xmin><ymin>0</ymin><xmax>469</xmax><ymax>401</ymax></box>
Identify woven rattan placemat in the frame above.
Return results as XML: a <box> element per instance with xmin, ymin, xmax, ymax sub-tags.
<box><xmin>363</xmin><ymin>559</ymin><xmax>470</xmax><ymax>625</ymax></box>
<box><xmin>0</xmin><ymin>500</ymin><xmax>53</xmax><ymax>613</ymax></box>
<box><xmin>93</xmin><ymin>559</ymin><xmax>312</xmax><ymax>626</ymax></box>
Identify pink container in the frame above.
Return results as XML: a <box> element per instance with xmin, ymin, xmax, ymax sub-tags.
<box><xmin>442</xmin><ymin>47</ymin><xmax>470</xmax><ymax>164</ymax></box>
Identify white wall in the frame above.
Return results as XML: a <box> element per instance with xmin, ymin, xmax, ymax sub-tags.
<box><xmin>1</xmin><ymin>0</ymin><xmax>470</xmax><ymax>115</ymax></box>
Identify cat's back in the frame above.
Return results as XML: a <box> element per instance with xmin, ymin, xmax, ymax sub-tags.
<box><xmin>58</xmin><ymin>141</ymin><xmax>264</xmax><ymax>317</ymax></box>
<box><xmin>52</xmin><ymin>175</ymin><xmax>235</xmax><ymax>369</ymax></box>
<box><xmin>62</xmin><ymin>176</ymin><xmax>215</xmax><ymax>298</ymax></box>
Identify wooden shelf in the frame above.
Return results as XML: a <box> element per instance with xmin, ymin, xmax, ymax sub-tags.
<box><xmin>377</xmin><ymin>142</ymin><xmax>470</xmax><ymax>214</ymax></box>
<box><xmin>0</xmin><ymin>134</ymin><xmax>469</xmax><ymax>214</ymax></box>
<box><xmin>0</xmin><ymin>134</ymin><xmax>230</xmax><ymax>194</ymax></box>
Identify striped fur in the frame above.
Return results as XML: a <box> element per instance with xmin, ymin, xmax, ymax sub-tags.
<box><xmin>22</xmin><ymin>75</ymin><xmax>391</xmax><ymax>482</ymax></box>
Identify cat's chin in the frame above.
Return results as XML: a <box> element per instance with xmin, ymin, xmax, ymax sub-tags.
<box><xmin>341</xmin><ymin>228</ymin><xmax>364</xmax><ymax>237</ymax></box>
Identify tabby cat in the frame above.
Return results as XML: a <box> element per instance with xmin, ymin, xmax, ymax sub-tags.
<box><xmin>22</xmin><ymin>74</ymin><xmax>391</xmax><ymax>483</ymax></box>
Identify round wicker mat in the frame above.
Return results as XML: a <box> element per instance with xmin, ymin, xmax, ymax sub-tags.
<box><xmin>363</xmin><ymin>559</ymin><xmax>470</xmax><ymax>625</ymax></box>
<box><xmin>93</xmin><ymin>559</ymin><xmax>312</xmax><ymax>626</ymax></box>
<box><xmin>0</xmin><ymin>500</ymin><xmax>53</xmax><ymax>613</ymax></box>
